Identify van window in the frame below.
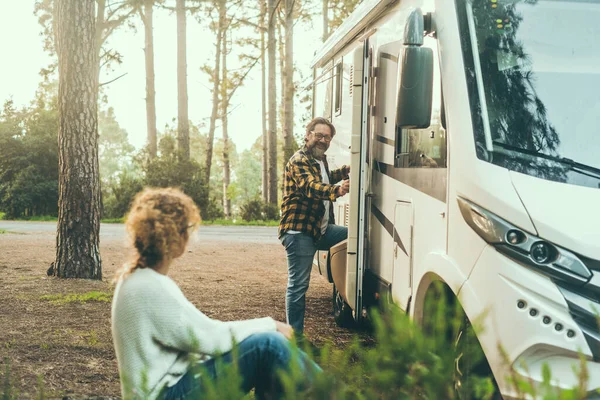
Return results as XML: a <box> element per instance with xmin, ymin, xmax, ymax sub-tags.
<box><xmin>334</xmin><ymin>61</ymin><xmax>343</xmax><ymax>116</ymax></box>
<box><xmin>395</xmin><ymin>38</ymin><xmax>446</xmax><ymax>169</ymax></box>
<box><xmin>313</xmin><ymin>61</ymin><xmax>334</xmax><ymax>119</ymax></box>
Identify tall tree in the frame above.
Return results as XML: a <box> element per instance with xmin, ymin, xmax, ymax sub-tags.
<box><xmin>267</xmin><ymin>0</ymin><xmax>278</xmax><ymax>204</ymax></box>
<box><xmin>282</xmin><ymin>0</ymin><xmax>295</xmax><ymax>172</ymax></box>
<box><xmin>329</xmin><ymin>0</ymin><xmax>361</xmax><ymax>34</ymax></box>
<box><xmin>98</xmin><ymin>107</ymin><xmax>135</xmax><ymax>184</ymax></box>
<box><xmin>221</xmin><ymin>26</ymin><xmax>232</xmax><ymax>217</ymax></box>
<box><xmin>176</xmin><ymin>0</ymin><xmax>190</xmax><ymax>159</ymax></box>
<box><xmin>322</xmin><ymin>0</ymin><xmax>329</xmax><ymax>41</ymax></box>
<box><xmin>203</xmin><ymin>0</ymin><xmax>225</xmax><ymax>189</ymax></box>
<box><xmin>53</xmin><ymin>0</ymin><xmax>102</xmax><ymax>279</ymax></box>
<box><xmin>260</xmin><ymin>0</ymin><xmax>268</xmax><ymax>202</ymax></box>
<box><xmin>137</xmin><ymin>0</ymin><xmax>158</xmax><ymax>158</ymax></box>
<box><xmin>35</xmin><ymin>0</ymin><xmax>136</xmax><ymax>82</ymax></box>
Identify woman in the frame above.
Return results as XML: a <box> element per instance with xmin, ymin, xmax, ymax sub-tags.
<box><xmin>111</xmin><ymin>188</ymin><xmax>320</xmax><ymax>399</ymax></box>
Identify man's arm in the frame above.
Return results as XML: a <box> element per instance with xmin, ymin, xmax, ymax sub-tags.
<box><xmin>330</xmin><ymin>165</ymin><xmax>350</xmax><ymax>184</ymax></box>
<box><xmin>290</xmin><ymin>157</ymin><xmax>340</xmax><ymax>201</ymax></box>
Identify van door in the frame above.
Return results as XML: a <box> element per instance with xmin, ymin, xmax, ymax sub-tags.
<box><xmin>345</xmin><ymin>42</ymin><xmax>371</xmax><ymax>322</ymax></box>
<box><xmin>392</xmin><ymin>200</ymin><xmax>414</xmax><ymax>310</ymax></box>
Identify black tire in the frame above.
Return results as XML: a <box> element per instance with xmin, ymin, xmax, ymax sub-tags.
<box><xmin>332</xmin><ymin>284</ymin><xmax>354</xmax><ymax>327</ymax></box>
<box><xmin>421</xmin><ymin>282</ymin><xmax>501</xmax><ymax>400</ymax></box>
<box><xmin>454</xmin><ymin>315</ymin><xmax>502</xmax><ymax>400</ymax></box>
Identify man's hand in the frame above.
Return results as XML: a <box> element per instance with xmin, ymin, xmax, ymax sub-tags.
<box><xmin>337</xmin><ymin>179</ymin><xmax>350</xmax><ymax>197</ymax></box>
<box><xmin>275</xmin><ymin>321</ymin><xmax>294</xmax><ymax>340</ymax></box>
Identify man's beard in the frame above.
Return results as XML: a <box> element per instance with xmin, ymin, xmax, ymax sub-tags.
<box><xmin>311</xmin><ymin>144</ymin><xmax>327</xmax><ymax>159</ymax></box>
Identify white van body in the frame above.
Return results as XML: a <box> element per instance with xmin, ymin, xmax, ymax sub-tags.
<box><xmin>310</xmin><ymin>0</ymin><xmax>600</xmax><ymax>397</ymax></box>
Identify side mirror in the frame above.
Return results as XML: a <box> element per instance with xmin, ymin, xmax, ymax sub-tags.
<box><xmin>396</xmin><ymin>8</ymin><xmax>434</xmax><ymax>129</ymax></box>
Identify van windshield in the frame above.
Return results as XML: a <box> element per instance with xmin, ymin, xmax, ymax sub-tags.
<box><xmin>456</xmin><ymin>0</ymin><xmax>600</xmax><ymax>188</ymax></box>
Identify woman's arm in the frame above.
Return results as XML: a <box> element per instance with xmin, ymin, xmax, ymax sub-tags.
<box><xmin>151</xmin><ymin>289</ymin><xmax>277</xmax><ymax>356</ymax></box>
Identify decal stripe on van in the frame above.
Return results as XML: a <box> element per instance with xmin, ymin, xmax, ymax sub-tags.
<box><xmin>371</xmin><ymin>203</ymin><xmax>408</xmax><ymax>256</ymax></box>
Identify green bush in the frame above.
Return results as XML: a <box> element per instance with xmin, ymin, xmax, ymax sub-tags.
<box><xmin>102</xmin><ymin>172</ymin><xmax>144</xmax><ymax>220</ymax></box>
<box><xmin>194</xmin><ymin>296</ymin><xmax>593</xmax><ymax>400</ymax></box>
<box><xmin>240</xmin><ymin>198</ymin><xmax>264</xmax><ymax>221</ymax></box>
<box><xmin>239</xmin><ymin>198</ymin><xmax>279</xmax><ymax>222</ymax></box>
<box><xmin>263</xmin><ymin>202</ymin><xmax>280</xmax><ymax>221</ymax></box>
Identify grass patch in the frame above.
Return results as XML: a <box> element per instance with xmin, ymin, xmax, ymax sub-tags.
<box><xmin>21</xmin><ymin>215</ymin><xmax>57</xmax><ymax>221</ymax></box>
<box><xmin>101</xmin><ymin>217</ymin><xmax>125</xmax><ymax>224</ymax></box>
<box><xmin>40</xmin><ymin>291</ymin><xmax>112</xmax><ymax>305</ymax></box>
<box><xmin>0</xmin><ymin>229</ymin><xmax>7</xmax><ymax>234</ymax></box>
<box><xmin>203</xmin><ymin>219</ymin><xmax>279</xmax><ymax>227</ymax></box>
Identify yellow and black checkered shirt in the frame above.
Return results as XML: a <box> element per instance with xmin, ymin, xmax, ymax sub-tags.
<box><xmin>279</xmin><ymin>146</ymin><xmax>349</xmax><ymax>241</ymax></box>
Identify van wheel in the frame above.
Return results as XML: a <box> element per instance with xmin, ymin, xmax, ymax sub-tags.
<box><xmin>422</xmin><ymin>282</ymin><xmax>501</xmax><ymax>400</ymax></box>
<box><xmin>333</xmin><ymin>284</ymin><xmax>354</xmax><ymax>327</ymax></box>
<box><xmin>454</xmin><ymin>315</ymin><xmax>502</xmax><ymax>400</ymax></box>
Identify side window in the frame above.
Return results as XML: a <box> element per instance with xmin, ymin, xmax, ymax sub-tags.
<box><xmin>334</xmin><ymin>61</ymin><xmax>343</xmax><ymax>116</ymax></box>
<box><xmin>313</xmin><ymin>61</ymin><xmax>333</xmax><ymax>119</ymax></box>
<box><xmin>395</xmin><ymin>38</ymin><xmax>446</xmax><ymax>169</ymax></box>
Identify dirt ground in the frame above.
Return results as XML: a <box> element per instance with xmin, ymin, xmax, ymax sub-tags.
<box><xmin>0</xmin><ymin>227</ymin><xmax>365</xmax><ymax>399</ymax></box>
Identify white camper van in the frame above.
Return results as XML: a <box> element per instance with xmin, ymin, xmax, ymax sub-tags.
<box><xmin>310</xmin><ymin>0</ymin><xmax>600</xmax><ymax>397</ymax></box>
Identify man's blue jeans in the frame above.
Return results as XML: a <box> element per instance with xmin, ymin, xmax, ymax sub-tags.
<box><xmin>281</xmin><ymin>224</ymin><xmax>348</xmax><ymax>334</ymax></box>
<box><xmin>161</xmin><ymin>332</ymin><xmax>321</xmax><ymax>400</ymax></box>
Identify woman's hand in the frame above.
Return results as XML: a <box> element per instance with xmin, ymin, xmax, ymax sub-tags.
<box><xmin>275</xmin><ymin>321</ymin><xmax>294</xmax><ymax>340</ymax></box>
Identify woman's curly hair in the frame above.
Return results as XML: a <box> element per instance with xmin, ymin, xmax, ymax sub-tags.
<box><xmin>114</xmin><ymin>187</ymin><xmax>201</xmax><ymax>283</ymax></box>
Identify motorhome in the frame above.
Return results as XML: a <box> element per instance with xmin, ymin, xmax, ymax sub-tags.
<box><xmin>310</xmin><ymin>0</ymin><xmax>600</xmax><ymax>397</ymax></box>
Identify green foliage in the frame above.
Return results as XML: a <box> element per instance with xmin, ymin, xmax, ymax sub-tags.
<box><xmin>101</xmin><ymin>217</ymin><xmax>125</xmax><ymax>224</ymax></box>
<box><xmin>99</xmin><ymin>107</ymin><xmax>136</xmax><ymax>185</ymax></box>
<box><xmin>234</xmin><ymin>149</ymin><xmax>262</xmax><ymax>203</ymax></box>
<box><xmin>239</xmin><ymin>198</ymin><xmax>279</xmax><ymax>222</ymax></box>
<box><xmin>142</xmin><ymin>135</ymin><xmax>210</xmax><ymax>218</ymax></box>
<box><xmin>239</xmin><ymin>198</ymin><xmax>263</xmax><ymax>221</ymax></box>
<box><xmin>10</xmin><ymin>215</ymin><xmax>56</xmax><ymax>222</ymax></box>
<box><xmin>176</xmin><ymin>295</ymin><xmax>595</xmax><ymax>400</ymax></box>
<box><xmin>0</xmin><ymin>230</ymin><xmax>6</xmax><ymax>235</ymax></box>
<box><xmin>0</xmin><ymin>98</ymin><xmax>58</xmax><ymax>219</ymax></box>
<box><xmin>263</xmin><ymin>202</ymin><xmax>280</xmax><ymax>220</ymax></box>
<box><xmin>101</xmin><ymin>171</ymin><xmax>144</xmax><ymax>219</ymax></box>
<box><xmin>1</xmin><ymin>358</ymin><xmax>18</xmax><ymax>400</ymax></box>
<box><xmin>40</xmin><ymin>291</ymin><xmax>112</xmax><ymax>305</ymax></box>
<box><xmin>202</xmin><ymin>219</ymin><xmax>278</xmax><ymax>227</ymax></box>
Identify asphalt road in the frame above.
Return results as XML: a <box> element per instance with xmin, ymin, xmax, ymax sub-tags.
<box><xmin>0</xmin><ymin>221</ymin><xmax>280</xmax><ymax>244</ymax></box>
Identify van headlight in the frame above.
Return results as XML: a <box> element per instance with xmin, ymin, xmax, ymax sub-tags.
<box><xmin>457</xmin><ymin>197</ymin><xmax>592</xmax><ymax>286</ymax></box>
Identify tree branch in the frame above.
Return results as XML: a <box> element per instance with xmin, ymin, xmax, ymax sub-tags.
<box><xmin>99</xmin><ymin>72</ymin><xmax>128</xmax><ymax>87</ymax></box>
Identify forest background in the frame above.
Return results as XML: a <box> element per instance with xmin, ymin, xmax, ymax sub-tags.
<box><xmin>0</xmin><ymin>0</ymin><xmax>361</xmax><ymax>223</ymax></box>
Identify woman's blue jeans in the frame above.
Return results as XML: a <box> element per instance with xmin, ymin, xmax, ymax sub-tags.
<box><xmin>161</xmin><ymin>332</ymin><xmax>321</xmax><ymax>400</ymax></box>
<box><xmin>281</xmin><ymin>224</ymin><xmax>348</xmax><ymax>334</ymax></box>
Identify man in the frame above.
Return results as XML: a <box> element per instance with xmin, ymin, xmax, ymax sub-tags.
<box><xmin>279</xmin><ymin>117</ymin><xmax>350</xmax><ymax>335</ymax></box>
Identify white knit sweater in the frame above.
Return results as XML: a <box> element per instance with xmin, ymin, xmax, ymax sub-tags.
<box><xmin>111</xmin><ymin>267</ymin><xmax>277</xmax><ymax>399</ymax></box>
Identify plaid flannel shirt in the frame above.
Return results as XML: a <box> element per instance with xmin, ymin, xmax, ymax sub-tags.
<box><xmin>279</xmin><ymin>146</ymin><xmax>349</xmax><ymax>241</ymax></box>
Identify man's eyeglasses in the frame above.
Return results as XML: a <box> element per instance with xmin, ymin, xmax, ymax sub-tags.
<box><xmin>311</xmin><ymin>131</ymin><xmax>332</xmax><ymax>142</ymax></box>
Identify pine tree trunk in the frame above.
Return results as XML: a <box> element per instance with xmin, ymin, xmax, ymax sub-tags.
<box><xmin>221</xmin><ymin>27</ymin><xmax>231</xmax><ymax>218</ymax></box>
<box><xmin>260</xmin><ymin>0</ymin><xmax>268</xmax><ymax>203</ymax></box>
<box><xmin>205</xmin><ymin>1</ymin><xmax>224</xmax><ymax>186</ymax></box>
<box><xmin>283</xmin><ymin>0</ymin><xmax>294</xmax><ymax>170</ymax></box>
<box><xmin>176</xmin><ymin>0</ymin><xmax>190</xmax><ymax>159</ymax></box>
<box><xmin>54</xmin><ymin>0</ymin><xmax>102</xmax><ymax>279</ymax></box>
<box><xmin>267</xmin><ymin>0</ymin><xmax>278</xmax><ymax>204</ymax></box>
<box><xmin>96</xmin><ymin>0</ymin><xmax>106</xmax><ymax>53</ymax></box>
<box><xmin>142</xmin><ymin>0</ymin><xmax>157</xmax><ymax>158</ymax></box>
<box><xmin>322</xmin><ymin>0</ymin><xmax>329</xmax><ymax>41</ymax></box>
<box><xmin>278</xmin><ymin>19</ymin><xmax>285</xmax><ymax>125</ymax></box>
